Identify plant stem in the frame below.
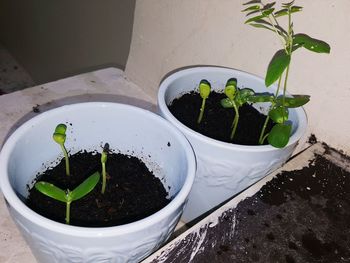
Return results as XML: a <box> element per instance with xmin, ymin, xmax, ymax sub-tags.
<box><xmin>230</xmin><ymin>103</ymin><xmax>240</xmax><ymax>140</ymax></box>
<box><xmin>197</xmin><ymin>98</ymin><xmax>206</xmax><ymax>124</ymax></box>
<box><xmin>66</xmin><ymin>201</ymin><xmax>71</xmax><ymax>224</ymax></box>
<box><xmin>60</xmin><ymin>144</ymin><xmax>70</xmax><ymax>176</ymax></box>
<box><xmin>258</xmin><ymin>115</ymin><xmax>270</xmax><ymax>144</ymax></box>
<box><xmin>101</xmin><ymin>162</ymin><xmax>106</xmax><ymax>194</ymax></box>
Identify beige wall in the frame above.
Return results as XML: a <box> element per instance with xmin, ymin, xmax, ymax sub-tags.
<box><xmin>0</xmin><ymin>0</ymin><xmax>135</xmax><ymax>84</ymax></box>
<box><xmin>125</xmin><ymin>0</ymin><xmax>350</xmax><ymax>153</ymax></box>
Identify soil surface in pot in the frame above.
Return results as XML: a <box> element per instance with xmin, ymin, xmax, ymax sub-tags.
<box><xmin>168</xmin><ymin>91</ymin><xmax>275</xmax><ymax>145</ymax></box>
<box><xmin>27</xmin><ymin>151</ymin><xmax>170</xmax><ymax>227</ymax></box>
<box><xmin>151</xmin><ymin>146</ymin><xmax>350</xmax><ymax>262</ymax></box>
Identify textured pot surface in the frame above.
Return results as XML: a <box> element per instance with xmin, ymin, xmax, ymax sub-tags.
<box><xmin>158</xmin><ymin>66</ymin><xmax>307</xmax><ymax>222</ymax></box>
<box><xmin>0</xmin><ymin>102</ymin><xmax>196</xmax><ymax>263</ymax></box>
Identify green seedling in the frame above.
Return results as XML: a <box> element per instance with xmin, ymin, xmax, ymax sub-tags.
<box><xmin>221</xmin><ymin>78</ymin><xmax>255</xmax><ymax>140</ymax></box>
<box><xmin>197</xmin><ymin>79</ymin><xmax>211</xmax><ymax>124</ymax></box>
<box><xmin>101</xmin><ymin>143</ymin><xmax>110</xmax><ymax>194</ymax></box>
<box><xmin>35</xmin><ymin>171</ymin><xmax>100</xmax><ymax>224</ymax></box>
<box><xmin>53</xmin><ymin>124</ymin><xmax>70</xmax><ymax>176</ymax></box>
<box><xmin>243</xmin><ymin>0</ymin><xmax>330</xmax><ymax>148</ymax></box>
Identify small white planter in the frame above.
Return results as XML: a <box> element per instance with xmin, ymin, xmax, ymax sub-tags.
<box><xmin>0</xmin><ymin>102</ymin><xmax>196</xmax><ymax>263</ymax></box>
<box><xmin>158</xmin><ymin>66</ymin><xmax>307</xmax><ymax>222</ymax></box>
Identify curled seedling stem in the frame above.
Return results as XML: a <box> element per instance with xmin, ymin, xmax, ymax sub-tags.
<box><xmin>53</xmin><ymin>124</ymin><xmax>70</xmax><ymax>176</ymax></box>
<box><xmin>101</xmin><ymin>143</ymin><xmax>109</xmax><ymax>194</ymax></box>
<box><xmin>35</xmin><ymin>171</ymin><xmax>100</xmax><ymax>224</ymax></box>
<box><xmin>197</xmin><ymin>79</ymin><xmax>211</xmax><ymax>124</ymax></box>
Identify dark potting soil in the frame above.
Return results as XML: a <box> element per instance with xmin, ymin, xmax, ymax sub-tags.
<box><xmin>168</xmin><ymin>91</ymin><xmax>275</xmax><ymax>145</ymax></box>
<box><xmin>26</xmin><ymin>151</ymin><xmax>170</xmax><ymax>227</ymax></box>
<box><xmin>151</xmin><ymin>148</ymin><xmax>350</xmax><ymax>262</ymax></box>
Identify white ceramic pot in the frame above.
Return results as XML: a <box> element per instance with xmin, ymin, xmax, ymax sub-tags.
<box><xmin>158</xmin><ymin>66</ymin><xmax>307</xmax><ymax>222</ymax></box>
<box><xmin>0</xmin><ymin>102</ymin><xmax>196</xmax><ymax>263</ymax></box>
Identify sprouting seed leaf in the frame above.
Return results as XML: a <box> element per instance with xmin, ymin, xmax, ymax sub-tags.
<box><xmin>274</xmin><ymin>8</ymin><xmax>288</xmax><ymax>17</ymax></box>
<box><xmin>70</xmin><ymin>171</ymin><xmax>100</xmax><ymax>201</ymax></box>
<box><xmin>248</xmin><ymin>94</ymin><xmax>274</xmax><ymax>103</ymax></box>
<box><xmin>221</xmin><ymin>98</ymin><xmax>235</xmax><ymax>108</ymax></box>
<box><xmin>242</xmin><ymin>5</ymin><xmax>261</xmax><ymax>12</ymax></box>
<box><xmin>276</xmin><ymin>95</ymin><xmax>310</xmax><ymax>108</ymax></box>
<box><xmin>199</xmin><ymin>79</ymin><xmax>211</xmax><ymax>99</ymax></box>
<box><xmin>268</xmin><ymin>123</ymin><xmax>292</xmax><ymax>148</ymax></box>
<box><xmin>224</xmin><ymin>78</ymin><xmax>237</xmax><ymax>100</ymax></box>
<box><xmin>243</xmin><ymin>0</ymin><xmax>262</xmax><ymax>5</ymax></box>
<box><xmin>269</xmin><ymin>106</ymin><xmax>289</xmax><ymax>124</ymax></box>
<box><xmin>265</xmin><ymin>49</ymin><xmax>291</xmax><ymax>87</ymax></box>
<box><xmin>291</xmin><ymin>6</ymin><xmax>303</xmax><ymax>13</ymax></box>
<box><xmin>293</xmin><ymin>34</ymin><xmax>330</xmax><ymax>53</ymax></box>
<box><xmin>54</xmin><ymin>124</ymin><xmax>67</xmax><ymax>135</ymax></box>
<box><xmin>53</xmin><ymin>133</ymin><xmax>66</xmax><ymax>145</ymax></box>
<box><xmin>35</xmin><ymin>182</ymin><xmax>67</xmax><ymax>203</ymax></box>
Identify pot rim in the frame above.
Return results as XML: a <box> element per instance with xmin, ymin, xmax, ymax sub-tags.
<box><xmin>0</xmin><ymin>102</ymin><xmax>196</xmax><ymax>237</ymax></box>
<box><xmin>158</xmin><ymin>66</ymin><xmax>308</xmax><ymax>152</ymax></box>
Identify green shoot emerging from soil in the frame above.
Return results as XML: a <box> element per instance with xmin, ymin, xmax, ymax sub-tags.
<box><xmin>35</xmin><ymin>171</ymin><xmax>100</xmax><ymax>224</ymax></box>
<box><xmin>101</xmin><ymin>143</ymin><xmax>109</xmax><ymax>194</ymax></box>
<box><xmin>221</xmin><ymin>78</ymin><xmax>255</xmax><ymax>140</ymax></box>
<box><xmin>197</xmin><ymin>79</ymin><xmax>211</xmax><ymax>124</ymax></box>
<box><xmin>243</xmin><ymin>0</ymin><xmax>330</xmax><ymax>148</ymax></box>
<box><xmin>53</xmin><ymin>124</ymin><xmax>70</xmax><ymax>176</ymax></box>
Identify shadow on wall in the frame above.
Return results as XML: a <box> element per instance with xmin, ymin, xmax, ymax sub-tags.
<box><xmin>0</xmin><ymin>0</ymin><xmax>136</xmax><ymax>85</ymax></box>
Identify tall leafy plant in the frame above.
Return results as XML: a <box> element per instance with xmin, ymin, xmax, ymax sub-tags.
<box><xmin>242</xmin><ymin>0</ymin><xmax>330</xmax><ymax>148</ymax></box>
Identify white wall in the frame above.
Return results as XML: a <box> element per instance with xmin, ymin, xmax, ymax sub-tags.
<box><xmin>125</xmin><ymin>0</ymin><xmax>350</xmax><ymax>154</ymax></box>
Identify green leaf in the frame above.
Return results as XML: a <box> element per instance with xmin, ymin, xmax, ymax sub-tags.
<box><xmin>235</xmin><ymin>88</ymin><xmax>255</xmax><ymax>107</ymax></box>
<box><xmin>274</xmin><ymin>8</ymin><xmax>288</xmax><ymax>17</ymax></box>
<box><xmin>282</xmin><ymin>1</ymin><xmax>295</xmax><ymax>8</ymax></box>
<box><xmin>269</xmin><ymin>106</ymin><xmax>289</xmax><ymax>124</ymax></box>
<box><xmin>35</xmin><ymin>182</ymin><xmax>67</xmax><ymax>203</ymax></box>
<box><xmin>248</xmin><ymin>94</ymin><xmax>274</xmax><ymax>103</ymax></box>
<box><xmin>265</xmin><ymin>49</ymin><xmax>291</xmax><ymax>87</ymax></box>
<box><xmin>245</xmin><ymin>14</ymin><xmax>267</xmax><ymax>24</ymax></box>
<box><xmin>262</xmin><ymin>8</ymin><xmax>275</xmax><ymax>16</ymax></box>
<box><xmin>54</xmin><ymin>124</ymin><xmax>67</xmax><ymax>135</ymax></box>
<box><xmin>293</xmin><ymin>34</ymin><xmax>330</xmax><ymax>53</ymax></box>
<box><xmin>242</xmin><ymin>5</ymin><xmax>261</xmax><ymax>12</ymax></box>
<box><xmin>263</xmin><ymin>2</ymin><xmax>276</xmax><ymax>10</ymax></box>
<box><xmin>291</xmin><ymin>6</ymin><xmax>303</xmax><ymax>13</ymax></box>
<box><xmin>199</xmin><ymin>79</ymin><xmax>211</xmax><ymax>99</ymax></box>
<box><xmin>243</xmin><ymin>0</ymin><xmax>262</xmax><ymax>5</ymax></box>
<box><xmin>249</xmin><ymin>23</ymin><xmax>274</xmax><ymax>32</ymax></box>
<box><xmin>221</xmin><ymin>98</ymin><xmax>235</xmax><ymax>108</ymax></box>
<box><xmin>224</xmin><ymin>78</ymin><xmax>237</xmax><ymax>100</ymax></box>
<box><xmin>276</xmin><ymin>95</ymin><xmax>310</xmax><ymax>108</ymax></box>
<box><xmin>246</xmin><ymin>9</ymin><xmax>262</xmax><ymax>16</ymax></box>
<box><xmin>268</xmin><ymin>123</ymin><xmax>292</xmax><ymax>148</ymax></box>
<box><xmin>53</xmin><ymin>123</ymin><xmax>67</xmax><ymax>144</ymax></box>
<box><xmin>70</xmin><ymin>171</ymin><xmax>100</xmax><ymax>201</ymax></box>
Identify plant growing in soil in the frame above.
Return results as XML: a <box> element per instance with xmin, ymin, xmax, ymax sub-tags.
<box><xmin>101</xmin><ymin>143</ymin><xmax>110</xmax><ymax>194</ymax></box>
<box><xmin>34</xmin><ymin>171</ymin><xmax>100</xmax><ymax>224</ymax></box>
<box><xmin>53</xmin><ymin>124</ymin><xmax>70</xmax><ymax>176</ymax></box>
<box><xmin>243</xmin><ymin>0</ymin><xmax>330</xmax><ymax>148</ymax></box>
<box><xmin>221</xmin><ymin>78</ymin><xmax>255</xmax><ymax>140</ymax></box>
<box><xmin>197</xmin><ymin>79</ymin><xmax>211</xmax><ymax>124</ymax></box>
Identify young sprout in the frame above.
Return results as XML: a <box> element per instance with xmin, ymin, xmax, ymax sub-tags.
<box><xmin>35</xmin><ymin>171</ymin><xmax>100</xmax><ymax>224</ymax></box>
<box><xmin>221</xmin><ymin>78</ymin><xmax>255</xmax><ymax>140</ymax></box>
<box><xmin>197</xmin><ymin>79</ymin><xmax>211</xmax><ymax>124</ymax></box>
<box><xmin>243</xmin><ymin>0</ymin><xmax>330</xmax><ymax>147</ymax></box>
<box><xmin>101</xmin><ymin>143</ymin><xmax>109</xmax><ymax>194</ymax></box>
<box><xmin>53</xmin><ymin>124</ymin><xmax>70</xmax><ymax>176</ymax></box>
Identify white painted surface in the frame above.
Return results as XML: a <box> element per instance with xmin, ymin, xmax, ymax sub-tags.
<box><xmin>125</xmin><ymin>0</ymin><xmax>349</xmax><ymax>154</ymax></box>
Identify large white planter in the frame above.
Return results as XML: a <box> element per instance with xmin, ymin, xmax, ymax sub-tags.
<box><xmin>158</xmin><ymin>66</ymin><xmax>307</xmax><ymax>222</ymax></box>
<box><xmin>0</xmin><ymin>102</ymin><xmax>196</xmax><ymax>263</ymax></box>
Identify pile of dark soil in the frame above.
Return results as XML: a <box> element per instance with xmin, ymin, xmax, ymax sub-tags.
<box><xmin>27</xmin><ymin>151</ymin><xmax>170</xmax><ymax>227</ymax></box>
<box><xmin>151</xmin><ymin>148</ymin><xmax>350</xmax><ymax>262</ymax></box>
<box><xmin>168</xmin><ymin>91</ymin><xmax>274</xmax><ymax>145</ymax></box>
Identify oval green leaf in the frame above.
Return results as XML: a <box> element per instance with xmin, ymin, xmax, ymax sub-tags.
<box><xmin>265</xmin><ymin>49</ymin><xmax>291</xmax><ymax>87</ymax></box>
<box><xmin>248</xmin><ymin>94</ymin><xmax>274</xmax><ymax>103</ymax></box>
<box><xmin>199</xmin><ymin>79</ymin><xmax>211</xmax><ymax>99</ymax></box>
<box><xmin>54</xmin><ymin>124</ymin><xmax>67</xmax><ymax>135</ymax></box>
<box><xmin>293</xmin><ymin>34</ymin><xmax>330</xmax><ymax>54</ymax></box>
<box><xmin>269</xmin><ymin>106</ymin><xmax>289</xmax><ymax>124</ymax></box>
<box><xmin>71</xmin><ymin>171</ymin><xmax>100</xmax><ymax>201</ymax></box>
<box><xmin>221</xmin><ymin>98</ymin><xmax>235</xmax><ymax>108</ymax></box>
<box><xmin>268</xmin><ymin>123</ymin><xmax>292</xmax><ymax>148</ymax></box>
<box><xmin>276</xmin><ymin>95</ymin><xmax>310</xmax><ymax>108</ymax></box>
<box><xmin>35</xmin><ymin>182</ymin><xmax>67</xmax><ymax>203</ymax></box>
